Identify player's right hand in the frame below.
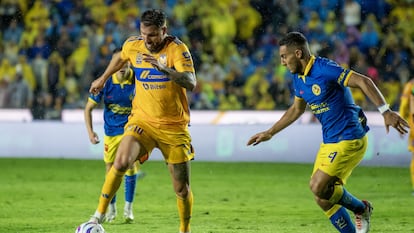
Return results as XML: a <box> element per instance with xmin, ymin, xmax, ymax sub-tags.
<box><xmin>89</xmin><ymin>77</ymin><xmax>105</xmax><ymax>95</ymax></box>
<box><xmin>89</xmin><ymin>132</ymin><xmax>100</xmax><ymax>144</ymax></box>
<box><xmin>247</xmin><ymin>131</ymin><xmax>273</xmax><ymax>146</ymax></box>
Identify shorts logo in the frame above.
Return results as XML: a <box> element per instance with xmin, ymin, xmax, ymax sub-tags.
<box><xmin>182</xmin><ymin>52</ymin><xmax>191</xmax><ymax>59</ymax></box>
<box><xmin>126</xmin><ymin>125</ymin><xmax>144</xmax><ymax>134</ymax></box>
<box><xmin>312</xmin><ymin>84</ymin><xmax>321</xmax><ymax>96</ymax></box>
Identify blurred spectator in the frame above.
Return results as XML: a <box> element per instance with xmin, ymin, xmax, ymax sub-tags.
<box><xmin>0</xmin><ymin>79</ymin><xmax>9</xmax><ymax>108</ymax></box>
<box><xmin>7</xmin><ymin>72</ymin><xmax>33</xmax><ymax>109</ymax></box>
<box><xmin>3</xmin><ymin>20</ymin><xmax>23</xmax><ymax>43</ymax></box>
<box><xmin>0</xmin><ymin>0</ymin><xmax>23</xmax><ymax>31</ymax></box>
<box><xmin>343</xmin><ymin>0</ymin><xmax>361</xmax><ymax>28</ymax></box>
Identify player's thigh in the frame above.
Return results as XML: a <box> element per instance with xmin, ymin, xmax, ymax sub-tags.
<box><xmin>157</xmin><ymin>128</ymin><xmax>194</xmax><ymax>164</ymax></box>
<box><xmin>312</xmin><ymin>135</ymin><xmax>367</xmax><ymax>184</ymax></box>
<box><xmin>115</xmin><ymin>135</ymin><xmax>143</xmax><ymax>165</ymax></box>
<box><xmin>103</xmin><ymin>135</ymin><xmax>122</xmax><ymax>164</ymax></box>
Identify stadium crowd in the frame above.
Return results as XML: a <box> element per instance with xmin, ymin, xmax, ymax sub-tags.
<box><xmin>0</xmin><ymin>0</ymin><xmax>412</xmax><ymax>119</ymax></box>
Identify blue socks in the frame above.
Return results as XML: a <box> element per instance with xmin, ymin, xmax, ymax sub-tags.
<box><xmin>329</xmin><ymin>206</ymin><xmax>356</xmax><ymax>232</ymax></box>
<box><xmin>124</xmin><ymin>174</ymin><xmax>137</xmax><ymax>203</ymax></box>
<box><xmin>338</xmin><ymin>188</ymin><xmax>365</xmax><ymax>214</ymax></box>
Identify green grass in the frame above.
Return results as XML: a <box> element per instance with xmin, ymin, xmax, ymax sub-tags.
<box><xmin>0</xmin><ymin>158</ymin><xmax>413</xmax><ymax>233</ymax></box>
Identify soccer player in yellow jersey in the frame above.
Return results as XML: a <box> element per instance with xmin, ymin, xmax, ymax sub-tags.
<box><xmin>86</xmin><ymin>9</ymin><xmax>196</xmax><ymax>233</ymax></box>
<box><xmin>399</xmin><ymin>78</ymin><xmax>414</xmax><ymax>195</ymax></box>
<box><xmin>84</xmin><ymin>51</ymin><xmax>144</xmax><ymax>223</ymax></box>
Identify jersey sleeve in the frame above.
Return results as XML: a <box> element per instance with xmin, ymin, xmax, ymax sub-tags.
<box><xmin>322</xmin><ymin>60</ymin><xmax>352</xmax><ymax>87</ymax></box>
<box><xmin>173</xmin><ymin>42</ymin><xmax>195</xmax><ymax>73</ymax></box>
<box><xmin>88</xmin><ymin>91</ymin><xmax>102</xmax><ymax>104</ymax></box>
<box><xmin>120</xmin><ymin>36</ymin><xmax>140</xmax><ymax>60</ymax></box>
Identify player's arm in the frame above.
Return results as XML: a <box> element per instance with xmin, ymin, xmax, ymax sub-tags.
<box><xmin>84</xmin><ymin>99</ymin><xmax>100</xmax><ymax>144</ymax></box>
<box><xmin>142</xmin><ymin>53</ymin><xmax>196</xmax><ymax>91</ymax></box>
<box><xmin>90</xmin><ymin>52</ymin><xmax>128</xmax><ymax>95</ymax></box>
<box><xmin>347</xmin><ymin>71</ymin><xmax>409</xmax><ymax>134</ymax></box>
<box><xmin>247</xmin><ymin>97</ymin><xmax>307</xmax><ymax>146</ymax></box>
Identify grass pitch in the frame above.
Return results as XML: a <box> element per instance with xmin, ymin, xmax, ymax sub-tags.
<box><xmin>0</xmin><ymin>158</ymin><xmax>413</xmax><ymax>233</ymax></box>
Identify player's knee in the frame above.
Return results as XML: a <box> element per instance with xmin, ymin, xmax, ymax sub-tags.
<box><xmin>113</xmin><ymin>154</ymin><xmax>131</xmax><ymax>171</ymax></box>
<box><xmin>174</xmin><ymin>185</ymin><xmax>190</xmax><ymax>198</ymax></box>
<box><xmin>309</xmin><ymin>179</ymin><xmax>326</xmax><ymax>198</ymax></box>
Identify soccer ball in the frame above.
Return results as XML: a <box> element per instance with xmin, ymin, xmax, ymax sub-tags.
<box><xmin>75</xmin><ymin>221</ymin><xmax>105</xmax><ymax>233</ymax></box>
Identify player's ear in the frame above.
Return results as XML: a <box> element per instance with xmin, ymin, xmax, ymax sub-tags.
<box><xmin>295</xmin><ymin>49</ymin><xmax>303</xmax><ymax>59</ymax></box>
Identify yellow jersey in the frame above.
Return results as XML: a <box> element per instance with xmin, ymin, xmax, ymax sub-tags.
<box><xmin>120</xmin><ymin>35</ymin><xmax>195</xmax><ymax>127</ymax></box>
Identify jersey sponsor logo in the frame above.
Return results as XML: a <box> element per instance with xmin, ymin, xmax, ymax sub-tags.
<box><xmin>108</xmin><ymin>104</ymin><xmax>131</xmax><ymax>115</ymax></box>
<box><xmin>136</xmin><ymin>53</ymin><xmax>143</xmax><ymax>64</ymax></box>
<box><xmin>142</xmin><ymin>83</ymin><xmax>167</xmax><ymax>90</ymax></box>
<box><xmin>312</xmin><ymin>84</ymin><xmax>321</xmax><ymax>96</ymax></box>
<box><xmin>135</xmin><ymin>68</ymin><xmax>169</xmax><ymax>82</ymax></box>
<box><xmin>309</xmin><ymin>102</ymin><xmax>330</xmax><ymax>114</ymax></box>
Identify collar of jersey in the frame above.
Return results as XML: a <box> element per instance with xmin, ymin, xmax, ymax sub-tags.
<box><xmin>298</xmin><ymin>55</ymin><xmax>316</xmax><ymax>82</ymax></box>
<box><xmin>112</xmin><ymin>69</ymin><xmax>134</xmax><ymax>85</ymax></box>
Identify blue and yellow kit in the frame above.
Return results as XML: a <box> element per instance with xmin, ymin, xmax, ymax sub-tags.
<box><xmin>293</xmin><ymin>56</ymin><xmax>369</xmax><ymax>143</ymax></box>
<box><xmin>88</xmin><ymin>71</ymin><xmax>135</xmax><ymax>136</ymax></box>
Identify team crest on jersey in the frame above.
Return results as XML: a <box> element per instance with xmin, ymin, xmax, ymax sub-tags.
<box><xmin>159</xmin><ymin>54</ymin><xmax>167</xmax><ymax>66</ymax></box>
<box><xmin>136</xmin><ymin>53</ymin><xmax>143</xmax><ymax>64</ymax></box>
<box><xmin>312</xmin><ymin>84</ymin><xmax>321</xmax><ymax>96</ymax></box>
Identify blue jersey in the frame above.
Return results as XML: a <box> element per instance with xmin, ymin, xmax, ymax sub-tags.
<box><xmin>293</xmin><ymin>56</ymin><xmax>369</xmax><ymax>143</ymax></box>
<box><xmin>89</xmin><ymin>70</ymin><xmax>135</xmax><ymax>136</ymax></box>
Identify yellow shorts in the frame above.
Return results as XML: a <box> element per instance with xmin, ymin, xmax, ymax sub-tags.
<box><xmin>103</xmin><ymin>134</ymin><xmax>123</xmax><ymax>164</ymax></box>
<box><xmin>123</xmin><ymin>119</ymin><xmax>195</xmax><ymax>164</ymax></box>
<box><xmin>312</xmin><ymin>135</ymin><xmax>368</xmax><ymax>184</ymax></box>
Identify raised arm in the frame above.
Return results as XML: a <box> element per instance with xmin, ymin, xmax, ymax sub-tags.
<box><xmin>89</xmin><ymin>52</ymin><xmax>127</xmax><ymax>95</ymax></box>
<box><xmin>247</xmin><ymin>97</ymin><xmax>307</xmax><ymax>146</ymax></box>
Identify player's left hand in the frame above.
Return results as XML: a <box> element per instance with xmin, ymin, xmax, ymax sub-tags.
<box><xmin>247</xmin><ymin>131</ymin><xmax>273</xmax><ymax>146</ymax></box>
<box><xmin>383</xmin><ymin>110</ymin><xmax>410</xmax><ymax>134</ymax></box>
<box><xmin>143</xmin><ymin>53</ymin><xmax>167</xmax><ymax>73</ymax></box>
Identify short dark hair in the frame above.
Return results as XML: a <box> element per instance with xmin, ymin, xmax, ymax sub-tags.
<box><xmin>141</xmin><ymin>9</ymin><xmax>166</xmax><ymax>28</ymax></box>
<box><xmin>278</xmin><ymin>31</ymin><xmax>308</xmax><ymax>48</ymax></box>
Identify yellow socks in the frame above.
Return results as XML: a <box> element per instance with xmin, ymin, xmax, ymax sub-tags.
<box><xmin>328</xmin><ymin>184</ymin><xmax>344</xmax><ymax>204</ymax></box>
<box><xmin>97</xmin><ymin>167</ymin><xmax>125</xmax><ymax>214</ymax></box>
<box><xmin>177</xmin><ymin>191</ymin><xmax>193</xmax><ymax>233</ymax></box>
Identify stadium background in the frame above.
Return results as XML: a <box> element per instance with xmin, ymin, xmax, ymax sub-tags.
<box><xmin>0</xmin><ymin>0</ymin><xmax>412</xmax><ymax>165</ymax></box>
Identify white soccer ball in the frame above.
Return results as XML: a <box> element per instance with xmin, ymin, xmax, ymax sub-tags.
<box><xmin>75</xmin><ymin>221</ymin><xmax>105</xmax><ymax>233</ymax></box>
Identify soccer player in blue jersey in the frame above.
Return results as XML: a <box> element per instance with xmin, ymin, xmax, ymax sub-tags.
<box><xmin>84</xmin><ymin>50</ymin><xmax>144</xmax><ymax>223</ymax></box>
<box><xmin>85</xmin><ymin>9</ymin><xmax>196</xmax><ymax>233</ymax></box>
<box><xmin>247</xmin><ymin>32</ymin><xmax>409</xmax><ymax>233</ymax></box>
